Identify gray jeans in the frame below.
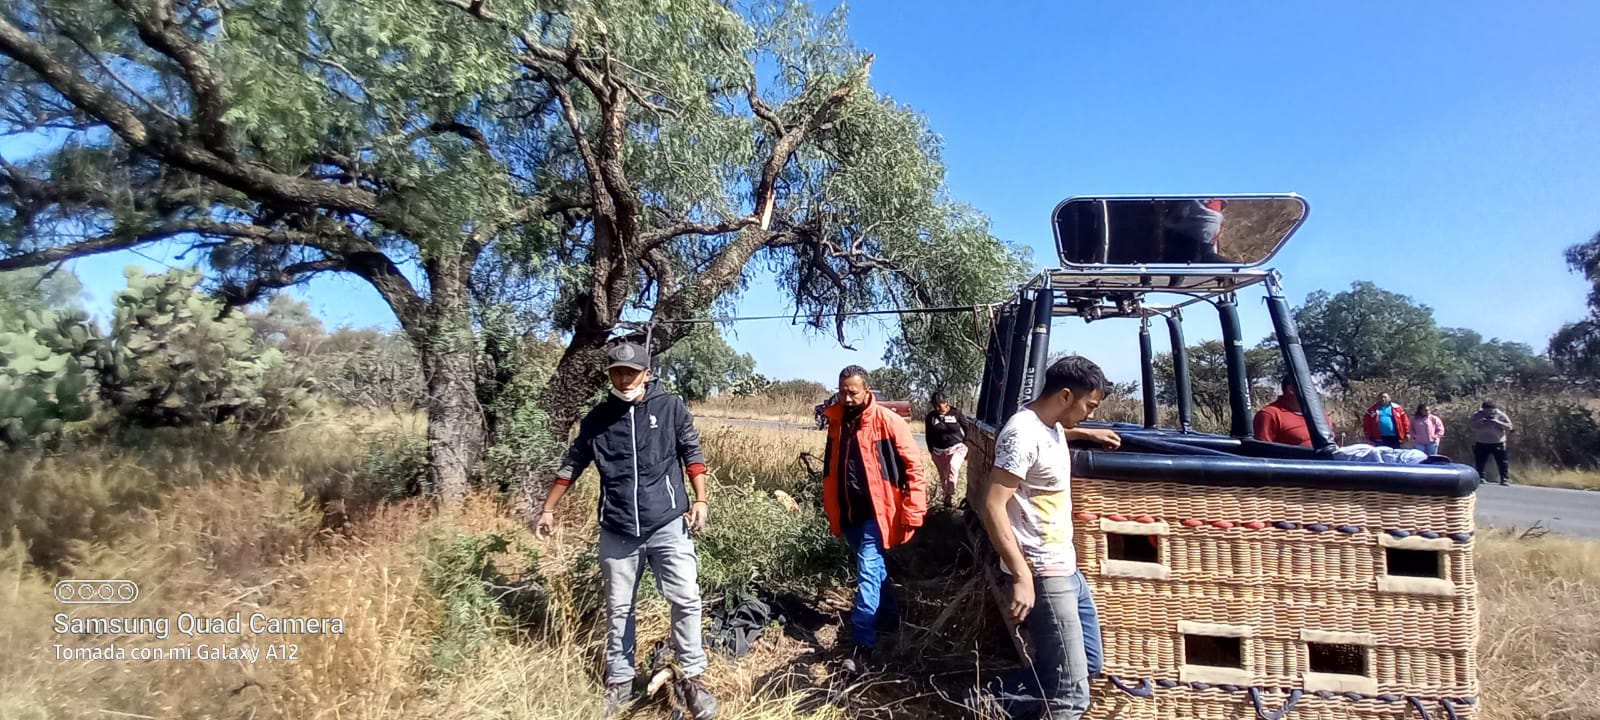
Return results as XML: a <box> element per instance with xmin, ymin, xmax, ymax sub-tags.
<box><xmin>994</xmin><ymin>572</ymin><xmax>1092</xmax><ymax>719</ymax></box>
<box><xmin>599</xmin><ymin>518</ymin><xmax>708</xmax><ymax>684</ymax></box>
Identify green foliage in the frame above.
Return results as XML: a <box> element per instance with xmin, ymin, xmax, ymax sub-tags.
<box><xmin>356</xmin><ymin>430</ymin><xmax>430</xmax><ymax>502</ymax></box>
<box><xmin>765</xmin><ymin>378</ymin><xmax>830</xmax><ymax>400</ymax></box>
<box><xmin>728</xmin><ymin>372</ymin><xmax>774</xmax><ymax>397</ymax></box>
<box><xmin>1551</xmin><ymin>231</ymin><xmax>1600</xmax><ymax>382</ymax></box>
<box><xmin>692</xmin><ymin>479</ymin><xmax>847</xmax><ymax>610</ymax></box>
<box><xmin>883</xmin><ymin>207</ymin><xmax>1033</xmax><ymax>402</ymax></box>
<box><xmin>421</xmin><ymin>532</ymin><xmax>514</xmax><ymax>677</ymax></box>
<box><xmin>866</xmin><ymin>366</ymin><xmax>914</xmax><ymax>402</ymax></box>
<box><xmin>0</xmin><ymin>307</ymin><xmax>101</xmax><ymax>447</ymax></box>
<box><xmin>1550</xmin><ymin>319</ymin><xmax>1600</xmax><ymax>383</ymax></box>
<box><xmin>478</xmin><ymin>341</ymin><xmax>566</xmax><ymax>493</ymax></box>
<box><xmin>0</xmin><ymin>269</ymin><xmax>98</xmax><ymax>447</ymax></box>
<box><xmin>654</xmin><ymin>324</ymin><xmax>757</xmax><ymax>403</ymax></box>
<box><xmin>1291</xmin><ymin>281</ymin><xmax>1553</xmax><ymax>399</ymax></box>
<box><xmin>1152</xmin><ymin>340</ymin><xmax>1281</xmax><ymax>424</ymax></box>
<box><xmin>99</xmin><ymin>268</ymin><xmax>315</xmax><ymax>429</ymax></box>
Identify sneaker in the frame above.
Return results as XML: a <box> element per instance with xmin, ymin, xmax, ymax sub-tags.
<box><xmin>677</xmin><ymin>675</ymin><xmax>720</xmax><ymax>720</ymax></box>
<box><xmin>839</xmin><ymin>644</ymin><xmax>876</xmax><ymax>675</ymax></box>
<box><xmin>602</xmin><ymin>682</ymin><xmax>636</xmax><ymax>717</ymax></box>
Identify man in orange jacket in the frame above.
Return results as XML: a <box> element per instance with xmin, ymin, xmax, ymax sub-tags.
<box><xmin>821</xmin><ymin>365</ymin><xmax>928</xmax><ymax>670</ymax></box>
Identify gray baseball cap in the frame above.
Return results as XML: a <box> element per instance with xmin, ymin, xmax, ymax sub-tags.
<box><xmin>606</xmin><ymin>342</ymin><xmax>649</xmax><ymax>371</ymax></box>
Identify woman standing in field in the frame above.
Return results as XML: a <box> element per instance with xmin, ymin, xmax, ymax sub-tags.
<box><xmin>1413</xmin><ymin>403</ymin><xmax>1445</xmax><ymax>456</ymax></box>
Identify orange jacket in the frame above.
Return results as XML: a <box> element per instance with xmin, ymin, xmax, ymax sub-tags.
<box><xmin>821</xmin><ymin>397</ymin><xmax>928</xmax><ymax>549</ymax></box>
<box><xmin>1363</xmin><ymin>402</ymin><xmax>1411</xmax><ymax>442</ymax></box>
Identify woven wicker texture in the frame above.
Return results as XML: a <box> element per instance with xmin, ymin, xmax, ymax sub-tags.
<box><xmin>1077</xmin><ymin>476</ymin><xmax>1478</xmax><ymax>720</ymax></box>
<box><xmin>965</xmin><ymin>431</ymin><xmax>1479</xmax><ymax>719</ymax></box>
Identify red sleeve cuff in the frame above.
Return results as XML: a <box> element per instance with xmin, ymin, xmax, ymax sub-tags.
<box><xmin>687</xmin><ymin>463</ymin><xmax>707</xmax><ymax>478</ymax></box>
<box><xmin>554</xmin><ymin>476</ymin><xmax>573</xmax><ymax>487</ymax></box>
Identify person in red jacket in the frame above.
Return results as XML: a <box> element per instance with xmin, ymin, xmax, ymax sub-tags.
<box><xmin>1362</xmin><ymin>392</ymin><xmax>1410</xmax><ymax>448</ymax></box>
<box><xmin>821</xmin><ymin>365</ymin><xmax>928</xmax><ymax>671</ymax></box>
<box><xmin>1253</xmin><ymin>376</ymin><xmax>1334</xmax><ymax>447</ymax></box>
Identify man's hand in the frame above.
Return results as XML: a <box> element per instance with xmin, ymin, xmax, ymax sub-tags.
<box><xmin>534</xmin><ymin>510</ymin><xmax>556</xmax><ymax>537</ymax></box>
<box><xmin>1009</xmin><ymin>575</ymin><xmax>1035</xmax><ymax>624</ymax></box>
<box><xmin>1074</xmin><ymin>427</ymin><xmax>1122</xmax><ymax>450</ymax></box>
<box><xmin>686</xmin><ymin>501</ymin><xmax>708</xmax><ymax>532</ymax></box>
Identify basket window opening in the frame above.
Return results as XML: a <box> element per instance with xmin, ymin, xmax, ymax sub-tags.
<box><xmin>1107</xmin><ymin>533</ymin><xmax>1161</xmax><ymax>564</ymax></box>
<box><xmin>1308</xmin><ymin>643</ymin><xmax>1369</xmax><ymax>676</ymax></box>
<box><xmin>1183</xmin><ymin>634</ymin><xmax>1244</xmax><ymax>669</ymax></box>
<box><xmin>1385</xmin><ymin>547</ymin><xmax>1444</xmax><ymax>579</ymax></box>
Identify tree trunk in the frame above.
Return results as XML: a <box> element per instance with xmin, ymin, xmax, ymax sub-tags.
<box><xmin>420</xmin><ymin>260</ymin><xmax>486</xmax><ymax>507</ymax></box>
<box><xmin>540</xmin><ymin>329</ymin><xmax>611</xmax><ymax>444</ymax></box>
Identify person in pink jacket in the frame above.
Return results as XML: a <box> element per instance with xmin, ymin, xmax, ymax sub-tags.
<box><xmin>1412</xmin><ymin>403</ymin><xmax>1446</xmax><ymax>456</ymax></box>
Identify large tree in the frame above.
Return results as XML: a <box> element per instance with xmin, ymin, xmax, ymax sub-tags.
<box><xmin>881</xmin><ymin>203</ymin><xmax>1031</xmax><ymax>404</ymax></box>
<box><xmin>1551</xmin><ymin>230</ymin><xmax>1600</xmax><ymax>382</ymax></box>
<box><xmin>1291</xmin><ymin>281</ymin><xmax>1460</xmax><ymax>391</ymax></box>
<box><xmin>0</xmin><ymin>0</ymin><xmax>1018</xmax><ymax>502</ymax></box>
<box><xmin>652</xmin><ymin>323</ymin><xmax>753</xmax><ymax>403</ymax></box>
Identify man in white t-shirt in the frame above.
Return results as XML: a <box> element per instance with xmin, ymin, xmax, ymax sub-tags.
<box><xmin>973</xmin><ymin>355</ymin><xmax>1121</xmax><ymax>720</ymax></box>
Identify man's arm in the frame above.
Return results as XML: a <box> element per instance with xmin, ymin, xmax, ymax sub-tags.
<box><xmin>889</xmin><ymin>416</ymin><xmax>929</xmax><ymax>528</ymax></box>
<box><xmin>538</xmin><ymin>415</ymin><xmax>596</xmax><ymax>534</ymax></box>
<box><xmin>674</xmin><ymin>397</ymin><xmax>711</xmax><ymax>529</ymax></box>
<box><xmin>977</xmin><ymin>468</ymin><xmax>1034</xmax><ymax>623</ymax></box>
<box><xmin>1065</xmin><ymin>426</ymin><xmax>1122</xmax><ymax>449</ymax></box>
<box><xmin>1252</xmin><ymin>409</ymin><xmax>1273</xmax><ymax>442</ymax></box>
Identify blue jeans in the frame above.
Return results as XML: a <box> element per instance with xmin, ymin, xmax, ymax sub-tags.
<box><xmin>1416</xmin><ymin>442</ymin><xmax>1439</xmax><ymax>456</ymax></box>
<box><xmin>844</xmin><ymin>520</ymin><xmax>897</xmax><ymax>648</ymax></box>
<box><xmin>992</xmin><ymin>572</ymin><xmax>1094</xmax><ymax>720</ymax></box>
<box><xmin>1078</xmin><ymin>573</ymin><xmax>1102</xmax><ymax>677</ymax></box>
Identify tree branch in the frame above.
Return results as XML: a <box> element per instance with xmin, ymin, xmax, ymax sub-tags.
<box><xmin>638</xmin><ymin>217</ymin><xmax>758</xmax><ymax>250</ymax></box>
<box><xmin>111</xmin><ymin>0</ymin><xmax>236</xmax><ymax>160</ymax></box>
<box><xmin>0</xmin><ymin>15</ymin><xmax>153</xmax><ymax>147</ymax></box>
<box><xmin>216</xmin><ymin>257</ymin><xmax>346</xmax><ymax>308</ymax></box>
<box><xmin>60</xmin><ymin>24</ymin><xmax>181</xmax><ymax>125</ymax></box>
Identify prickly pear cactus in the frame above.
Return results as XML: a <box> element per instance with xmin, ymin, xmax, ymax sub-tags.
<box><xmin>0</xmin><ymin>307</ymin><xmax>101</xmax><ymax>446</ymax></box>
<box><xmin>99</xmin><ymin>267</ymin><xmax>314</xmax><ymax>427</ymax></box>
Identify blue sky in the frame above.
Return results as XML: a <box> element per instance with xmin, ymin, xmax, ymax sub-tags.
<box><xmin>23</xmin><ymin>0</ymin><xmax>1600</xmax><ymax>387</ymax></box>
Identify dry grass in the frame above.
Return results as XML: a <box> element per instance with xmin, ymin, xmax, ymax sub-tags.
<box><xmin>2</xmin><ymin>417</ymin><xmax>1597</xmax><ymax>719</ymax></box>
<box><xmin>1476</xmin><ymin>531</ymin><xmax>1600</xmax><ymax>720</ymax></box>
<box><xmin>695</xmin><ymin>395</ymin><xmax>820</xmax><ymax>426</ymax></box>
<box><xmin>1511</xmin><ymin>466</ymin><xmax>1600</xmax><ymax>491</ymax></box>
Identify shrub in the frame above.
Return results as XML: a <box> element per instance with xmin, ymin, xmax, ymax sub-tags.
<box><xmin>422</xmin><ymin>532</ymin><xmax>515</xmax><ymax>677</ymax></box>
<box><xmin>1438</xmin><ymin>394</ymin><xmax>1600</xmax><ymax>470</ymax></box>
<box><xmin>0</xmin><ymin>308</ymin><xmax>102</xmax><ymax>448</ymax></box>
<box><xmin>98</xmin><ymin>268</ymin><xmax>316</xmax><ymax>429</ymax></box>
<box><xmin>691</xmin><ymin>479</ymin><xmax>848</xmax><ymax>611</ymax></box>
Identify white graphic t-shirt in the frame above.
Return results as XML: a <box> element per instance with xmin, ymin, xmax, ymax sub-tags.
<box><xmin>992</xmin><ymin>408</ymin><xmax>1077</xmax><ymax>576</ymax></box>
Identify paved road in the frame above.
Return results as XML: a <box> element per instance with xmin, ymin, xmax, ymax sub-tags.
<box><xmin>701</xmin><ymin>416</ymin><xmax>1600</xmax><ymax>538</ymax></box>
<box><xmin>1473</xmin><ymin>482</ymin><xmax>1600</xmax><ymax>538</ymax></box>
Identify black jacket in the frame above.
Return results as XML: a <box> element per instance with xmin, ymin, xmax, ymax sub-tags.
<box><xmin>925</xmin><ymin>407</ymin><xmax>971</xmax><ymax>451</ymax></box>
<box><xmin>557</xmin><ymin>381</ymin><xmax>707</xmax><ymax>538</ymax></box>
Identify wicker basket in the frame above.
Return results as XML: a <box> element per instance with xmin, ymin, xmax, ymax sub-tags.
<box><xmin>965</xmin><ymin>431</ymin><xmax>1480</xmax><ymax>720</ymax></box>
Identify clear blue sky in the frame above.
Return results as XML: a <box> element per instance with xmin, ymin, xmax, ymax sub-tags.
<box><xmin>32</xmin><ymin>0</ymin><xmax>1600</xmax><ymax>387</ymax></box>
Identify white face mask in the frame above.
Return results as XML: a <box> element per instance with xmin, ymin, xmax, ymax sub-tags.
<box><xmin>611</xmin><ymin>385</ymin><xmax>645</xmax><ymax>402</ymax></box>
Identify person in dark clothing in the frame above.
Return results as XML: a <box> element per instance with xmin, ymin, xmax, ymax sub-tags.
<box><xmin>819</xmin><ymin>365</ymin><xmax>928</xmax><ymax>672</ymax></box>
<box><xmin>1470</xmin><ymin>400</ymin><xmax>1514</xmax><ymax>485</ymax></box>
<box><xmin>536</xmin><ymin>342</ymin><xmax>720</xmax><ymax>720</ymax></box>
<box><xmin>926</xmin><ymin>392</ymin><xmax>973</xmax><ymax>508</ymax></box>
